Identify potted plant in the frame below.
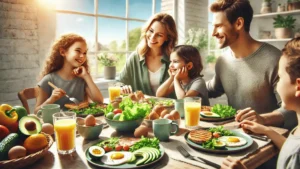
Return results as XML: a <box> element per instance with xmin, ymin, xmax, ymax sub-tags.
<box><xmin>273</xmin><ymin>15</ymin><xmax>296</xmax><ymax>39</ymax></box>
<box><xmin>261</xmin><ymin>0</ymin><xmax>272</xmax><ymax>14</ymax></box>
<box><xmin>277</xmin><ymin>3</ymin><xmax>285</xmax><ymax>12</ymax></box>
<box><xmin>287</xmin><ymin>0</ymin><xmax>300</xmax><ymax>11</ymax></box>
<box><xmin>98</xmin><ymin>53</ymin><xmax>118</xmax><ymax>79</ymax></box>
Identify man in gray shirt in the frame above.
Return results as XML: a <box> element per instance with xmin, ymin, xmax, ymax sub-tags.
<box><xmin>207</xmin><ymin>0</ymin><xmax>297</xmax><ymax>130</ymax></box>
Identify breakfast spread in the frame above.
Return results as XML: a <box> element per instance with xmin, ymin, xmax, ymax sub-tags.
<box><xmin>185</xmin><ymin>126</ymin><xmax>253</xmax><ymax>153</ymax></box>
<box><xmin>86</xmin><ymin>137</ymin><xmax>163</xmax><ymax>167</ymax></box>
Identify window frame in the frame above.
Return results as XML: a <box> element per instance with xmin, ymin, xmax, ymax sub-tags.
<box><xmin>55</xmin><ymin>0</ymin><xmax>159</xmax><ymax>78</ymax></box>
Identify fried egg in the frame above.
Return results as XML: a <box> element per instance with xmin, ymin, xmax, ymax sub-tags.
<box><xmin>101</xmin><ymin>151</ymin><xmax>132</xmax><ymax>166</ymax></box>
<box><xmin>218</xmin><ymin>136</ymin><xmax>247</xmax><ymax>147</ymax></box>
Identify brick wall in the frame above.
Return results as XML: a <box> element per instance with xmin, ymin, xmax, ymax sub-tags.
<box><xmin>0</xmin><ymin>0</ymin><xmax>55</xmax><ymax>112</ymax></box>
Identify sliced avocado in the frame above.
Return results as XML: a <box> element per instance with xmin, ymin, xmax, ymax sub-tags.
<box><xmin>200</xmin><ymin>111</ymin><xmax>220</xmax><ymax>118</ymax></box>
<box><xmin>127</xmin><ymin>153</ymin><xmax>137</xmax><ymax>163</ymax></box>
<box><xmin>136</xmin><ymin>151</ymin><xmax>149</xmax><ymax>166</ymax></box>
<box><xmin>214</xmin><ymin>140</ymin><xmax>226</xmax><ymax>149</ymax></box>
<box><xmin>19</xmin><ymin>116</ymin><xmax>42</xmax><ymax>136</ymax></box>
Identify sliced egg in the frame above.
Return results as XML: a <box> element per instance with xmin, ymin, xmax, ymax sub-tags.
<box><xmin>101</xmin><ymin>151</ymin><xmax>132</xmax><ymax>166</ymax></box>
<box><xmin>200</xmin><ymin>111</ymin><xmax>220</xmax><ymax>118</ymax></box>
<box><xmin>218</xmin><ymin>136</ymin><xmax>247</xmax><ymax>147</ymax></box>
<box><xmin>89</xmin><ymin>146</ymin><xmax>105</xmax><ymax>159</ymax></box>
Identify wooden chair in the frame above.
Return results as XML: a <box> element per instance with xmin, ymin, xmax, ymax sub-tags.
<box><xmin>18</xmin><ymin>87</ymin><xmax>39</xmax><ymax>114</ymax></box>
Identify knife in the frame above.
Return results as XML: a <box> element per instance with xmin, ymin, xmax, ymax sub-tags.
<box><xmin>248</xmin><ymin>134</ymin><xmax>269</xmax><ymax>141</ymax></box>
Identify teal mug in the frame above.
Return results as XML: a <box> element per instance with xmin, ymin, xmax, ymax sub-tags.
<box><xmin>175</xmin><ymin>99</ymin><xmax>184</xmax><ymax>118</ymax></box>
<box><xmin>37</xmin><ymin>104</ymin><xmax>60</xmax><ymax>124</ymax></box>
<box><xmin>153</xmin><ymin>119</ymin><xmax>179</xmax><ymax>141</ymax></box>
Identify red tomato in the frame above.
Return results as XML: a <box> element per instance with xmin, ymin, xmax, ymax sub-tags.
<box><xmin>213</xmin><ymin>132</ymin><xmax>220</xmax><ymax>138</ymax></box>
<box><xmin>7</xmin><ymin>122</ymin><xmax>19</xmax><ymax>133</ymax></box>
<box><xmin>113</xmin><ymin>109</ymin><xmax>122</xmax><ymax>114</ymax></box>
<box><xmin>103</xmin><ymin>145</ymin><xmax>113</xmax><ymax>152</ymax></box>
<box><xmin>115</xmin><ymin>145</ymin><xmax>123</xmax><ymax>151</ymax></box>
<box><xmin>0</xmin><ymin>125</ymin><xmax>10</xmax><ymax>140</ymax></box>
<box><xmin>123</xmin><ymin>145</ymin><xmax>130</xmax><ymax>151</ymax></box>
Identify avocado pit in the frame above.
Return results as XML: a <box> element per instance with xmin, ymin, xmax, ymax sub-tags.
<box><xmin>25</xmin><ymin>121</ymin><xmax>36</xmax><ymax>131</ymax></box>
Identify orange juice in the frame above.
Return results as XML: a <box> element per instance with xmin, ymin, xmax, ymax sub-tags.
<box><xmin>54</xmin><ymin>119</ymin><xmax>76</xmax><ymax>151</ymax></box>
<box><xmin>184</xmin><ymin>102</ymin><xmax>201</xmax><ymax>127</ymax></box>
<box><xmin>109</xmin><ymin>86</ymin><xmax>121</xmax><ymax>102</ymax></box>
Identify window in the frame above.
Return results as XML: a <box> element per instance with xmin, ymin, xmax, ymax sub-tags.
<box><xmin>55</xmin><ymin>0</ymin><xmax>162</xmax><ymax>78</ymax></box>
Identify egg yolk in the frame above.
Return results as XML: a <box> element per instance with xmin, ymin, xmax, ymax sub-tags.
<box><xmin>227</xmin><ymin>137</ymin><xmax>240</xmax><ymax>143</ymax></box>
<box><xmin>92</xmin><ymin>149</ymin><xmax>102</xmax><ymax>155</ymax></box>
<box><xmin>111</xmin><ymin>153</ymin><xmax>124</xmax><ymax>160</ymax></box>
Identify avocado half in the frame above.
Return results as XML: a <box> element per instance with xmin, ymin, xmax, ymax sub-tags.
<box><xmin>19</xmin><ymin>116</ymin><xmax>42</xmax><ymax>136</ymax></box>
<box><xmin>213</xmin><ymin>140</ymin><xmax>226</xmax><ymax>149</ymax></box>
<box><xmin>200</xmin><ymin>111</ymin><xmax>220</xmax><ymax>118</ymax></box>
<box><xmin>89</xmin><ymin>146</ymin><xmax>105</xmax><ymax>160</ymax></box>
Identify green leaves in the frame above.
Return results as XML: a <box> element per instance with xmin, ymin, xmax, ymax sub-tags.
<box><xmin>211</xmin><ymin>104</ymin><xmax>236</xmax><ymax>118</ymax></box>
<box><xmin>129</xmin><ymin>137</ymin><xmax>160</xmax><ymax>152</ymax></box>
<box><xmin>98</xmin><ymin>53</ymin><xmax>118</xmax><ymax>67</ymax></box>
<box><xmin>273</xmin><ymin>15</ymin><xmax>296</xmax><ymax>29</ymax></box>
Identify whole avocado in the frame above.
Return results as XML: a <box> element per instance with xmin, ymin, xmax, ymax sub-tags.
<box><xmin>13</xmin><ymin>106</ymin><xmax>27</xmax><ymax>121</ymax></box>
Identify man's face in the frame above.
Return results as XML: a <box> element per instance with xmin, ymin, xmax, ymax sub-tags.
<box><xmin>212</xmin><ymin>12</ymin><xmax>239</xmax><ymax>49</ymax></box>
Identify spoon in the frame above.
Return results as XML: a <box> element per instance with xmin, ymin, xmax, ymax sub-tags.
<box><xmin>48</xmin><ymin>81</ymin><xmax>80</xmax><ymax>105</ymax></box>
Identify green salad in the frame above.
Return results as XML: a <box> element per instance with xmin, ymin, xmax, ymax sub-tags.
<box><xmin>211</xmin><ymin>104</ymin><xmax>236</xmax><ymax>118</ymax></box>
<box><xmin>105</xmin><ymin>97</ymin><xmax>151</xmax><ymax>121</ymax></box>
<box><xmin>73</xmin><ymin>102</ymin><xmax>105</xmax><ymax>115</ymax></box>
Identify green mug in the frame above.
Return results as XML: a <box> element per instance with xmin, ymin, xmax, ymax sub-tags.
<box><xmin>37</xmin><ymin>104</ymin><xmax>60</xmax><ymax>124</ymax></box>
<box><xmin>153</xmin><ymin>119</ymin><xmax>179</xmax><ymax>141</ymax></box>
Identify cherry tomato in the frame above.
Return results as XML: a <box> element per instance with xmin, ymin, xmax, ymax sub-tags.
<box><xmin>213</xmin><ymin>132</ymin><xmax>221</xmax><ymax>138</ymax></box>
<box><xmin>103</xmin><ymin>145</ymin><xmax>113</xmax><ymax>152</ymax></box>
<box><xmin>113</xmin><ymin>109</ymin><xmax>122</xmax><ymax>114</ymax></box>
<box><xmin>115</xmin><ymin>145</ymin><xmax>123</xmax><ymax>151</ymax></box>
<box><xmin>123</xmin><ymin>145</ymin><xmax>130</xmax><ymax>151</ymax></box>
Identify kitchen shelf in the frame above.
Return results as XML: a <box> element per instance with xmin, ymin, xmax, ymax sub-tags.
<box><xmin>258</xmin><ymin>38</ymin><xmax>292</xmax><ymax>42</ymax></box>
<box><xmin>253</xmin><ymin>10</ymin><xmax>300</xmax><ymax>18</ymax></box>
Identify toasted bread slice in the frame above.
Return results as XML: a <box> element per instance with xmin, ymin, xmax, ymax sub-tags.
<box><xmin>188</xmin><ymin>129</ymin><xmax>212</xmax><ymax>144</ymax></box>
<box><xmin>65</xmin><ymin>101</ymin><xmax>89</xmax><ymax>110</ymax></box>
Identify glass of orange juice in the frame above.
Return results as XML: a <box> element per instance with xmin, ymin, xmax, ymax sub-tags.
<box><xmin>53</xmin><ymin>111</ymin><xmax>76</xmax><ymax>154</ymax></box>
<box><xmin>184</xmin><ymin>97</ymin><xmax>201</xmax><ymax>129</ymax></box>
<box><xmin>108</xmin><ymin>82</ymin><xmax>121</xmax><ymax>102</ymax></box>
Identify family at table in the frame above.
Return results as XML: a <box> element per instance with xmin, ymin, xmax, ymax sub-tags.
<box><xmin>33</xmin><ymin>0</ymin><xmax>300</xmax><ymax>169</ymax></box>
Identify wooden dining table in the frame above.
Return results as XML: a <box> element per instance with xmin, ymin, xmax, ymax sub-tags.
<box><xmin>26</xmin><ymin>114</ymin><xmax>288</xmax><ymax>169</ymax></box>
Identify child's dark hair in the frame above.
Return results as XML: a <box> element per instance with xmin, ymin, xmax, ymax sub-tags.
<box><xmin>172</xmin><ymin>45</ymin><xmax>203</xmax><ymax>78</ymax></box>
<box><xmin>282</xmin><ymin>37</ymin><xmax>300</xmax><ymax>84</ymax></box>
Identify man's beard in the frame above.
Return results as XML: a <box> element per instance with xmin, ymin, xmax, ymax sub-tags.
<box><xmin>218</xmin><ymin>31</ymin><xmax>239</xmax><ymax>49</ymax></box>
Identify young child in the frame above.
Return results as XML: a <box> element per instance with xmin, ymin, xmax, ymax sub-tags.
<box><xmin>221</xmin><ymin>37</ymin><xmax>300</xmax><ymax>169</ymax></box>
<box><xmin>156</xmin><ymin>45</ymin><xmax>209</xmax><ymax>105</ymax></box>
<box><xmin>35</xmin><ymin>33</ymin><xmax>103</xmax><ymax>113</ymax></box>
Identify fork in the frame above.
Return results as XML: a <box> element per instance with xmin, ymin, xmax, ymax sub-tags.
<box><xmin>177</xmin><ymin>145</ymin><xmax>221</xmax><ymax>169</ymax></box>
<box><xmin>48</xmin><ymin>82</ymin><xmax>80</xmax><ymax>105</ymax></box>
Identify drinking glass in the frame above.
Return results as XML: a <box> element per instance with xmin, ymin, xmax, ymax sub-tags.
<box><xmin>108</xmin><ymin>82</ymin><xmax>121</xmax><ymax>102</ymax></box>
<box><xmin>184</xmin><ymin>97</ymin><xmax>201</xmax><ymax>129</ymax></box>
<box><xmin>53</xmin><ymin>111</ymin><xmax>76</xmax><ymax>154</ymax></box>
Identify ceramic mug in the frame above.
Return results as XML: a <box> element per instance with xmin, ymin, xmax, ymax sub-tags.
<box><xmin>174</xmin><ymin>99</ymin><xmax>184</xmax><ymax>118</ymax></box>
<box><xmin>153</xmin><ymin>119</ymin><xmax>179</xmax><ymax>141</ymax></box>
<box><xmin>37</xmin><ymin>104</ymin><xmax>60</xmax><ymax>124</ymax></box>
